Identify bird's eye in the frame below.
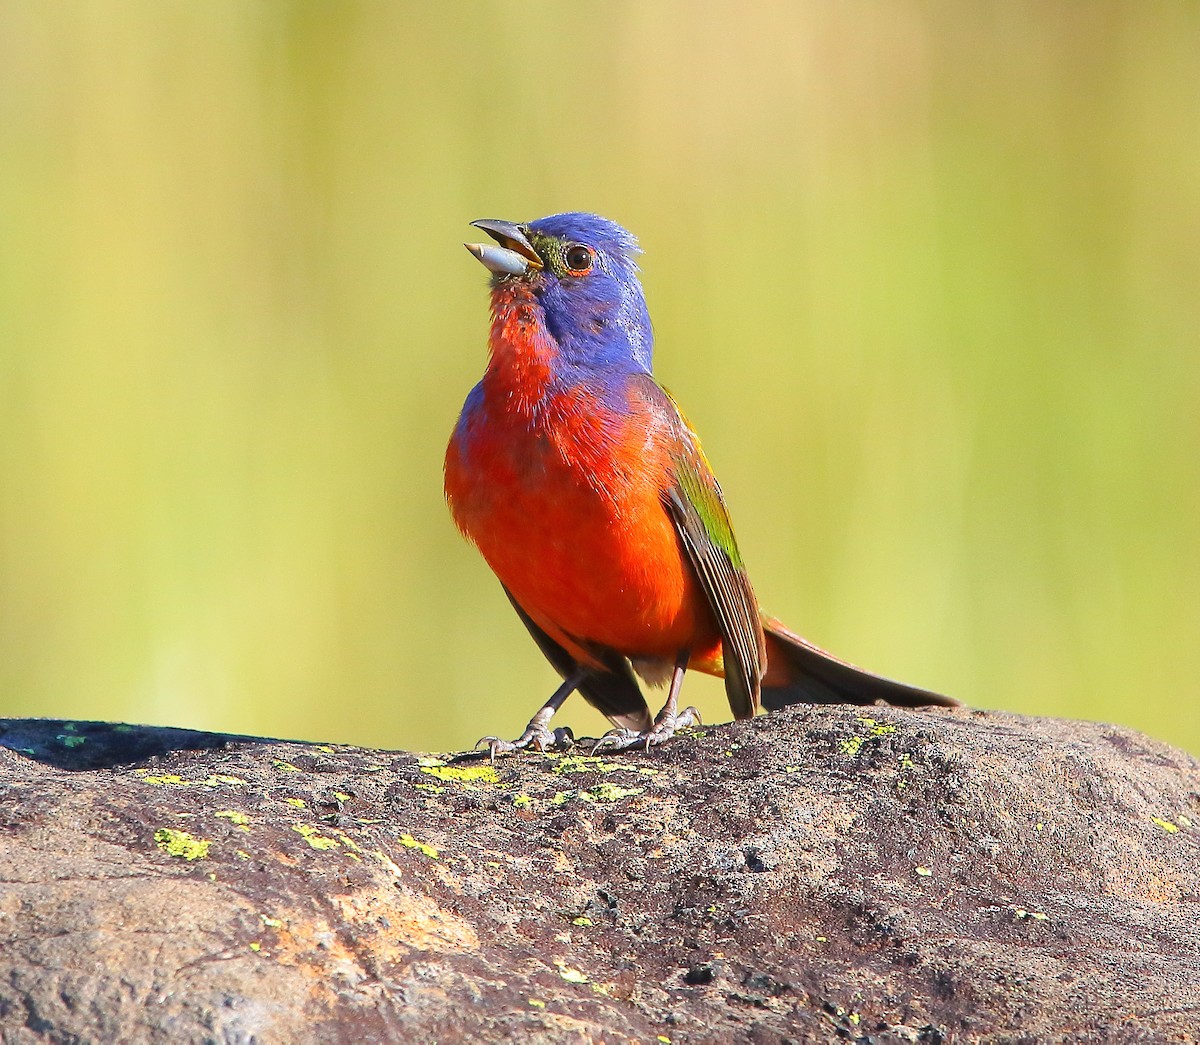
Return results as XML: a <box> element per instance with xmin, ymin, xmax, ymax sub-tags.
<box><xmin>563</xmin><ymin>244</ymin><xmax>593</xmax><ymax>274</ymax></box>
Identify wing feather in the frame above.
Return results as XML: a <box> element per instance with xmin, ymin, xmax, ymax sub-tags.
<box><xmin>643</xmin><ymin>382</ymin><xmax>765</xmax><ymax>718</ymax></box>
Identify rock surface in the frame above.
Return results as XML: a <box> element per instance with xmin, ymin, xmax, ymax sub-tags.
<box><xmin>0</xmin><ymin>706</ymin><xmax>1198</xmax><ymax>1043</ymax></box>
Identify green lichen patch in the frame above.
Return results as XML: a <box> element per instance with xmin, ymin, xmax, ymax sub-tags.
<box><xmin>56</xmin><ymin>734</ymin><xmax>87</xmax><ymax>748</ymax></box>
<box><xmin>419</xmin><ymin>764</ymin><xmax>499</xmax><ymax>786</ymax></box>
<box><xmin>414</xmin><ymin>782</ymin><xmax>445</xmax><ymax>795</ymax></box>
<box><xmin>398</xmin><ymin>833</ymin><xmax>439</xmax><ymax>858</ymax></box>
<box><xmin>284</xmin><ymin>797</ymin><xmax>307</xmax><ymax>808</ymax></box>
<box><xmin>857</xmin><ymin>717</ymin><xmax>898</xmax><ymax>737</ymax></box>
<box><xmin>292</xmin><ymin>824</ymin><xmax>340</xmax><ymax>850</ymax></box>
<box><xmin>571</xmin><ymin>916</ymin><xmax>593</xmax><ymax>926</ymax></box>
<box><xmin>215</xmin><ymin>810</ymin><xmax>251</xmax><ymax>832</ymax></box>
<box><xmin>512</xmin><ymin>793</ymin><xmax>534</xmax><ymax>808</ymax></box>
<box><xmin>579</xmin><ymin>783</ymin><xmax>643</xmax><ymax>804</ymax></box>
<box><xmin>839</xmin><ymin>736</ymin><xmax>866</xmax><ymax>757</ymax></box>
<box><xmin>260</xmin><ymin>914</ymin><xmax>283</xmax><ymax>928</ymax></box>
<box><xmin>139</xmin><ymin>771</ymin><xmax>246</xmax><ymax>788</ymax></box>
<box><xmin>272</xmin><ymin>759</ymin><xmax>302</xmax><ymax>773</ymax></box>
<box><xmin>142</xmin><ymin>773</ymin><xmax>187</xmax><ymax>786</ymax></box>
<box><xmin>552</xmin><ymin>755</ymin><xmax>629</xmax><ymax>776</ymax></box>
<box><xmin>335</xmin><ymin>830</ymin><xmax>362</xmax><ymax>853</ymax></box>
<box><xmin>1152</xmin><ymin>817</ymin><xmax>1180</xmax><ymax>834</ymax></box>
<box><xmin>914</xmin><ymin>865</ymin><xmax>933</xmax><ymax>877</ymax></box>
<box><xmin>154</xmin><ymin>828</ymin><xmax>211</xmax><ymax>861</ymax></box>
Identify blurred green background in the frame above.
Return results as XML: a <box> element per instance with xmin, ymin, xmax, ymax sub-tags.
<box><xmin>1</xmin><ymin>3</ymin><xmax>1197</xmax><ymax>755</ymax></box>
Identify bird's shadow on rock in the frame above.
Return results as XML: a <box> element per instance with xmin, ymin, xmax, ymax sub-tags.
<box><xmin>0</xmin><ymin>718</ymin><xmax>266</xmax><ymax>771</ymax></box>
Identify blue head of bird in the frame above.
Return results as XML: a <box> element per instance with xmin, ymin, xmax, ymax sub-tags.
<box><xmin>466</xmin><ymin>212</ymin><xmax>654</xmax><ymax>375</ymax></box>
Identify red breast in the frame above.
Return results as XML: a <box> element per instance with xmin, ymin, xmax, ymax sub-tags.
<box><xmin>445</xmin><ymin>282</ymin><xmax>724</xmax><ymax>672</ymax></box>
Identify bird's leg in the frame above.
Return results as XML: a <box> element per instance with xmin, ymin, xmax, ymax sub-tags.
<box><xmin>593</xmin><ymin>650</ymin><xmax>700</xmax><ymax>753</ymax></box>
<box><xmin>476</xmin><ymin>667</ymin><xmax>585</xmax><ymax>762</ymax></box>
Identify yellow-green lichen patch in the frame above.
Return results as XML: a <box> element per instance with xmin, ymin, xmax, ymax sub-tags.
<box><xmin>512</xmin><ymin>793</ymin><xmax>534</xmax><ymax>808</ymax></box>
<box><xmin>292</xmin><ymin>824</ymin><xmax>340</xmax><ymax>851</ymax></box>
<box><xmin>142</xmin><ymin>773</ymin><xmax>187</xmax><ymax>786</ymax></box>
<box><xmin>419</xmin><ymin>764</ymin><xmax>499</xmax><ymax>786</ymax></box>
<box><xmin>260</xmin><ymin>914</ymin><xmax>283</xmax><ymax>928</ymax></box>
<box><xmin>579</xmin><ymin>783</ymin><xmax>643</xmax><ymax>804</ymax></box>
<box><xmin>898</xmin><ymin>754</ymin><xmax>917</xmax><ymax>771</ymax></box>
<box><xmin>553</xmin><ymin>959</ymin><xmax>588</xmax><ymax>983</ymax></box>
<box><xmin>334</xmin><ymin>830</ymin><xmax>362</xmax><ymax>853</ymax></box>
<box><xmin>398</xmin><ymin>833</ymin><xmax>439</xmax><ymax>859</ymax></box>
<box><xmin>857</xmin><ymin>717</ymin><xmax>897</xmax><ymax>737</ymax></box>
<box><xmin>552</xmin><ymin>755</ymin><xmax>628</xmax><ymax>776</ymax></box>
<box><xmin>284</xmin><ymin>797</ymin><xmax>307</xmax><ymax>809</ymax></box>
<box><xmin>839</xmin><ymin>736</ymin><xmax>866</xmax><ymax>757</ymax></box>
<box><xmin>154</xmin><ymin>828</ymin><xmax>211</xmax><ymax>861</ymax></box>
<box><xmin>249</xmin><ymin>941</ymin><xmax>262</xmax><ymax>952</ymax></box>
<box><xmin>272</xmin><ymin>759</ymin><xmax>302</xmax><ymax>773</ymax></box>
<box><xmin>914</xmin><ymin>865</ymin><xmax>933</xmax><ymax>877</ymax></box>
<box><xmin>333</xmin><ymin>791</ymin><xmax>353</xmax><ymax>803</ymax></box>
<box><xmin>414</xmin><ymin>783</ymin><xmax>445</xmax><ymax>795</ymax></box>
<box><xmin>550</xmin><ymin>791</ymin><xmax>572</xmax><ymax>806</ymax></box>
<box><xmin>1012</xmin><ymin>906</ymin><xmax>1049</xmax><ymax>921</ymax></box>
<box><xmin>1152</xmin><ymin>817</ymin><xmax>1180</xmax><ymax>834</ymax></box>
<box><xmin>315</xmin><ymin>745</ymin><xmax>336</xmax><ymax>754</ymax></box>
<box><xmin>114</xmin><ymin>724</ymin><xmax>135</xmax><ymax>733</ymax></box>
<box><xmin>528</xmin><ymin>998</ymin><xmax>546</xmax><ymax>1009</ymax></box>
<box><xmin>56</xmin><ymin>734</ymin><xmax>86</xmax><ymax>748</ymax></box>
<box><xmin>571</xmin><ymin>916</ymin><xmax>593</xmax><ymax>926</ymax></box>
<box><xmin>215</xmin><ymin>810</ymin><xmax>251</xmax><ymax>832</ymax></box>
<box><xmin>139</xmin><ymin>772</ymin><xmax>246</xmax><ymax>789</ymax></box>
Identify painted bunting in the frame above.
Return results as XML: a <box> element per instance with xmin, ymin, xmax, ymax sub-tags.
<box><xmin>445</xmin><ymin>213</ymin><xmax>958</xmax><ymax>756</ymax></box>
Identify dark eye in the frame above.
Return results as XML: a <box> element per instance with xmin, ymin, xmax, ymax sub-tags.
<box><xmin>563</xmin><ymin>244</ymin><xmax>593</xmax><ymax>274</ymax></box>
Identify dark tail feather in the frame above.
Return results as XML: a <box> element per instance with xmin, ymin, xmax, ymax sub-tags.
<box><xmin>760</xmin><ymin>616</ymin><xmax>961</xmax><ymax>710</ymax></box>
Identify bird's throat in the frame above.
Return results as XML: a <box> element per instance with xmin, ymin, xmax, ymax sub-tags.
<box><xmin>483</xmin><ymin>281</ymin><xmax>558</xmax><ymax>417</ymax></box>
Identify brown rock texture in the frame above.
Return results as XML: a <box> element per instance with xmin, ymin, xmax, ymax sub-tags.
<box><xmin>0</xmin><ymin>705</ymin><xmax>1198</xmax><ymax>1043</ymax></box>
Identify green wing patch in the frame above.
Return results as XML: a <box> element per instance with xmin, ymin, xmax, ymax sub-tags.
<box><xmin>653</xmin><ymin>384</ymin><xmax>764</xmax><ymax>718</ymax></box>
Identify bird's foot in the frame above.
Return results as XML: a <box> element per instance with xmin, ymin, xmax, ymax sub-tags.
<box><xmin>591</xmin><ymin>706</ymin><xmax>702</xmax><ymax>754</ymax></box>
<box><xmin>475</xmin><ymin>725</ymin><xmax>575</xmax><ymax>763</ymax></box>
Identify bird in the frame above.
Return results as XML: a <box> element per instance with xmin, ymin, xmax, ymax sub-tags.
<box><xmin>444</xmin><ymin>213</ymin><xmax>959</xmax><ymax>757</ymax></box>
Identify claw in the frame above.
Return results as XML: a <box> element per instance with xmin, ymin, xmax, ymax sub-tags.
<box><xmin>589</xmin><ymin>707</ymin><xmax>702</xmax><ymax>754</ymax></box>
<box><xmin>474</xmin><ymin>724</ymin><xmax>574</xmax><ymax>762</ymax></box>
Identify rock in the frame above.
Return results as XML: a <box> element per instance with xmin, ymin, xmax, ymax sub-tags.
<box><xmin>0</xmin><ymin>706</ymin><xmax>1197</xmax><ymax>1043</ymax></box>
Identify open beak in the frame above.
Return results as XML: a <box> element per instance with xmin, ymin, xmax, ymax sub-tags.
<box><xmin>464</xmin><ymin>219</ymin><xmax>544</xmax><ymax>276</ymax></box>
